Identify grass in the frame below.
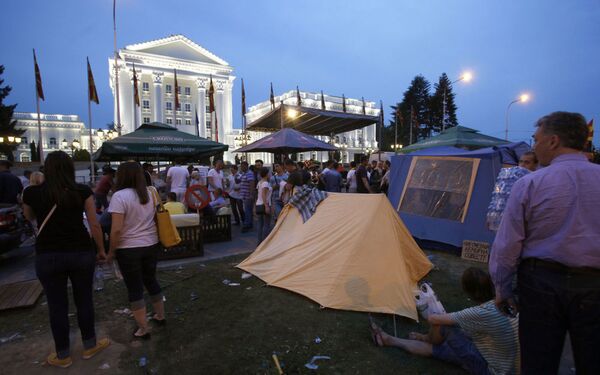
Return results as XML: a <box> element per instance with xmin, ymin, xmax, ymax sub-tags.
<box><xmin>0</xmin><ymin>250</ymin><xmax>483</xmax><ymax>374</ymax></box>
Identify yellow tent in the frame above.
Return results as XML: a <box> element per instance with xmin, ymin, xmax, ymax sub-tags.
<box><xmin>237</xmin><ymin>193</ymin><xmax>433</xmax><ymax>321</ymax></box>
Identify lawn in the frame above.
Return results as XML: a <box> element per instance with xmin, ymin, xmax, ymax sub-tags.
<box><xmin>0</xmin><ymin>250</ymin><xmax>482</xmax><ymax>374</ymax></box>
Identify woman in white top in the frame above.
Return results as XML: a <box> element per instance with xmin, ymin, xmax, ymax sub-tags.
<box><xmin>346</xmin><ymin>161</ymin><xmax>358</xmax><ymax>193</ymax></box>
<box><xmin>255</xmin><ymin>166</ymin><xmax>273</xmax><ymax>245</ymax></box>
<box><xmin>107</xmin><ymin>162</ymin><xmax>165</xmax><ymax>339</ymax></box>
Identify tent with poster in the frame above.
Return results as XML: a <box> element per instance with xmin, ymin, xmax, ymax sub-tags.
<box><xmin>237</xmin><ymin>193</ymin><xmax>433</xmax><ymax>321</ymax></box>
<box><xmin>386</xmin><ymin>142</ymin><xmax>530</xmax><ymax>251</ymax></box>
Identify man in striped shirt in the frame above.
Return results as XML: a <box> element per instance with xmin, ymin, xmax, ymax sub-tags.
<box><xmin>239</xmin><ymin>161</ymin><xmax>255</xmax><ymax>232</ymax></box>
<box><xmin>371</xmin><ymin>268</ymin><xmax>519</xmax><ymax>374</ymax></box>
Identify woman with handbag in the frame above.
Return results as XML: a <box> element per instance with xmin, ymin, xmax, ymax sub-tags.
<box><xmin>22</xmin><ymin>151</ymin><xmax>110</xmax><ymax>368</ymax></box>
<box><xmin>106</xmin><ymin>162</ymin><xmax>165</xmax><ymax>339</ymax></box>
<box><xmin>255</xmin><ymin>166</ymin><xmax>273</xmax><ymax>245</ymax></box>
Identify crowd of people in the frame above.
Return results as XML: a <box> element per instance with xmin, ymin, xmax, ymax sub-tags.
<box><xmin>0</xmin><ymin>111</ymin><xmax>598</xmax><ymax>373</ymax></box>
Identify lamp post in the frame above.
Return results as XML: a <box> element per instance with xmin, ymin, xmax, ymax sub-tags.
<box><xmin>0</xmin><ymin>136</ymin><xmax>22</xmax><ymax>161</ymax></box>
<box><xmin>442</xmin><ymin>71</ymin><xmax>473</xmax><ymax>131</ymax></box>
<box><xmin>62</xmin><ymin>139</ymin><xmax>80</xmax><ymax>156</ymax></box>
<box><xmin>505</xmin><ymin>93</ymin><xmax>530</xmax><ymax>141</ymax></box>
<box><xmin>393</xmin><ymin>144</ymin><xmax>403</xmax><ymax>154</ymax></box>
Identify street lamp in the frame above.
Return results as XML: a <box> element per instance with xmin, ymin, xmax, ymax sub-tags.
<box><xmin>393</xmin><ymin>144</ymin><xmax>403</xmax><ymax>154</ymax></box>
<box><xmin>442</xmin><ymin>71</ymin><xmax>473</xmax><ymax>131</ymax></box>
<box><xmin>505</xmin><ymin>93</ymin><xmax>530</xmax><ymax>140</ymax></box>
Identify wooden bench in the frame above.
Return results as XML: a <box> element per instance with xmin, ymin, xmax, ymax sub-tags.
<box><xmin>202</xmin><ymin>214</ymin><xmax>232</xmax><ymax>243</ymax></box>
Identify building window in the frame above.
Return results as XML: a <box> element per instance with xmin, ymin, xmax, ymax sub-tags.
<box><xmin>21</xmin><ymin>137</ymin><xmax>28</xmax><ymax>145</ymax></box>
<box><xmin>20</xmin><ymin>154</ymin><xmax>30</xmax><ymax>162</ymax></box>
<box><xmin>185</xmin><ymin>87</ymin><xmax>191</xmax><ymax>96</ymax></box>
<box><xmin>176</xmin><ymin>118</ymin><xmax>182</xmax><ymax>125</ymax></box>
<box><xmin>142</xmin><ymin>82</ymin><xmax>149</xmax><ymax>92</ymax></box>
<box><xmin>299</xmin><ymin>154</ymin><xmax>304</xmax><ymax>161</ymax></box>
<box><xmin>142</xmin><ymin>100</ymin><xmax>150</xmax><ymax>109</ymax></box>
<box><xmin>185</xmin><ymin>119</ymin><xmax>191</xmax><ymax>125</ymax></box>
<box><xmin>185</xmin><ymin>103</ymin><xmax>191</xmax><ymax>112</ymax></box>
<box><xmin>143</xmin><ymin>117</ymin><xmax>150</xmax><ymax>124</ymax></box>
<box><xmin>166</xmin><ymin>102</ymin><xmax>172</xmax><ymax>111</ymax></box>
<box><xmin>166</xmin><ymin>118</ymin><xmax>173</xmax><ymax>124</ymax></box>
<box><xmin>49</xmin><ymin>138</ymin><xmax>57</xmax><ymax>147</ymax></box>
<box><xmin>177</xmin><ymin>86</ymin><xmax>181</xmax><ymax>94</ymax></box>
<box><xmin>165</xmin><ymin>84</ymin><xmax>172</xmax><ymax>94</ymax></box>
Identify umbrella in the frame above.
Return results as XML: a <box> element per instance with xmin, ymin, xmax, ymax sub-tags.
<box><xmin>234</xmin><ymin>128</ymin><xmax>337</xmax><ymax>154</ymax></box>
<box><xmin>401</xmin><ymin>126</ymin><xmax>509</xmax><ymax>153</ymax></box>
<box><xmin>93</xmin><ymin>122</ymin><xmax>228</xmax><ymax>161</ymax></box>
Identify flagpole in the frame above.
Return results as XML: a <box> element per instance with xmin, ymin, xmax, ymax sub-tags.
<box><xmin>87</xmin><ymin>90</ymin><xmax>95</xmax><ymax>184</ymax></box>
<box><xmin>409</xmin><ymin>106</ymin><xmax>413</xmax><ymax>145</ymax></box>
<box><xmin>113</xmin><ymin>0</ymin><xmax>122</xmax><ymax>135</ymax></box>
<box><xmin>35</xmin><ymin>91</ymin><xmax>43</xmax><ymax>163</ymax></box>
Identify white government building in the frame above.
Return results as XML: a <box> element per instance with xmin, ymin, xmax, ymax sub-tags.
<box><xmin>110</xmin><ymin>34</ymin><xmax>379</xmax><ymax>164</ymax></box>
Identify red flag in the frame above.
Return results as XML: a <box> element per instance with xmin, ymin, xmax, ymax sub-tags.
<box><xmin>362</xmin><ymin>97</ymin><xmax>366</xmax><ymax>115</ymax></box>
<box><xmin>33</xmin><ymin>49</ymin><xmax>44</xmax><ymax>101</ymax></box>
<box><xmin>586</xmin><ymin>119</ymin><xmax>594</xmax><ymax>152</ymax></box>
<box><xmin>87</xmin><ymin>57</ymin><xmax>99</xmax><ymax>104</ymax></box>
<box><xmin>208</xmin><ymin>75</ymin><xmax>215</xmax><ymax>113</ymax></box>
<box><xmin>270</xmin><ymin>82</ymin><xmax>275</xmax><ymax>109</ymax></box>
<box><xmin>241</xmin><ymin>78</ymin><xmax>246</xmax><ymax>117</ymax></box>
<box><xmin>296</xmin><ymin>86</ymin><xmax>302</xmax><ymax>106</ymax></box>
<box><xmin>173</xmin><ymin>69</ymin><xmax>180</xmax><ymax>110</ymax></box>
<box><xmin>320</xmin><ymin>90</ymin><xmax>326</xmax><ymax>110</ymax></box>
<box><xmin>342</xmin><ymin>94</ymin><xmax>346</xmax><ymax>112</ymax></box>
<box><xmin>132</xmin><ymin>63</ymin><xmax>140</xmax><ymax>107</ymax></box>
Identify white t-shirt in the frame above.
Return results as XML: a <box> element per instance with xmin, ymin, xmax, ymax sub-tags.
<box><xmin>108</xmin><ymin>188</ymin><xmax>158</xmax><ymax>249</ymax></box>
<box><xmin>167</xmin><ymin>165</ymin><xmax>189</xmax><ymax>191</ymax></box>
<box><xmin>256</xmin><ymin>180</ymin><xmax>272</xmax><ymax>206</ymax></box>
<box><xmin>347</xmin><ymin>169</ymin><xmax>357</xmax><ymax>189</ymax></box>
<box><xmin>207</xmin><ymin>168</ymin><xmax>224</xmax><ymax>191</ymax></box>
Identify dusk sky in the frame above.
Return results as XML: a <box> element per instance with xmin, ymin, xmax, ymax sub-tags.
<box><xmin>2</xmin><ymin>0</ymin><xmax>599</xmax><ymax>144</ymax></box>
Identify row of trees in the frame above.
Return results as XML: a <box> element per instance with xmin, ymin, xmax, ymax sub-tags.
<box><xmin>0</xmin><ymin>65</ymin><xmax>26</xmax><ymax>162</ymax></box>
<box><xmin>381</xmin><ymin>73</ymin><xmax>459</xmax><ymax>149</ymax></box>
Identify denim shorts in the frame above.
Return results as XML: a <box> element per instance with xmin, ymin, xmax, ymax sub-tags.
<box><xmin>432</xmin><ymin>326</ymin><xmax>490</xmax><ymax>375</ymax></box>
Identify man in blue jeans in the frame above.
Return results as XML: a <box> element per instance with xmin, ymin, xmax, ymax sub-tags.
<box><xmin>239</xmin><ymin>161</ymin><xmax>254</xmax><ymax>232</ymax></box>
<box><xmin>490</xmin><ymin>111</ymin><xmax>600</xmax><ymax>374</ymax></box>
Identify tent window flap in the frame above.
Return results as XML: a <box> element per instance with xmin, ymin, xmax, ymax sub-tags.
<box><xmin>397</xmin><ymin>156</ymin><xmax>480</xmax><ymax>222</ymax></box>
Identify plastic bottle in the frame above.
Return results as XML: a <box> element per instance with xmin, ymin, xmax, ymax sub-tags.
<box><xmin>94</xmin><ymin>266</ymin><xmax>104</xmax><ymax>291</ymax></box>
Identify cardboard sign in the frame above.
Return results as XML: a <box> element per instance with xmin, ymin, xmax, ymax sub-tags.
<box><xmin>461</xmin><ymin>240</ymin><xmax>490</xmax><ymax>263</ymax></box>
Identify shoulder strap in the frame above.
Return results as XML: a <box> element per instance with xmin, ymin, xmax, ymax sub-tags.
<box><xmin>37</xmin><ymin>204</ymin><xmax>57</xmax><ymax>236</ymax></box>
<box><xmin>148</xmin><ymin>186</ymin><xmax>165</xmax><ymax>212</ymax></box>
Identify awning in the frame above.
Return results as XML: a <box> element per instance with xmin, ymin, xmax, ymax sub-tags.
<box><xmin>401</xmin><ymin>126</ymin><xmax>509</xmax><ymax>153</ymax></box>
<box><xmin>246</xmin><ymin>103</ymin><xmax>380</xmax><ymax>135</ymax></box>
<box><xmin>234</xmin><ymin>128</ymin><xmax>337</xmax><ymax>154</ymax></box>
<box><xmin>93</xmin><ymin>122</ymin><xmax>228</xmax><ymax>161</ymax></box>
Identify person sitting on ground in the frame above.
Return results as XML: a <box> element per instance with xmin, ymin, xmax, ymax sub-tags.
<box><xmin>163</xmin><ymin>192</ymin><xmax>186</xmax><ymax>215</ymax></box>
<box><xmin>370</xmin><ymin>267</ymin><xmax>519</xmax><ymax>375</ymax></box>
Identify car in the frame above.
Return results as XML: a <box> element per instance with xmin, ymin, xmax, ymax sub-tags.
<box><xmin>0</xmin><ymin>204</ymin><xmax>25</xmax><ymax>254</ymax></box>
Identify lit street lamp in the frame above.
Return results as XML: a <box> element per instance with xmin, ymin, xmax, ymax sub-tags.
<box><xmin>393</xmin><ymin>144</ymin><xmax>403</xmax><ymax>154</ymax></box>
<box><xmin>62</xmin><ymin>139</ymin><xmax>80</xmax><ymax>156</ymax></box>
<box><xmin>505</xmin><ymin>93</ymin><xmax>530</xmax><ymax>140</ymax></box>
<box><xmin>442</xmin><ymin>71</ymin><xmax>473</xmax><ymax>131</ymax></box>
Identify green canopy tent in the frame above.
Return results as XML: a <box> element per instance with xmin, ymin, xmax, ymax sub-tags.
<box><xmin>401</xmin><ymin>126</ymin><xmax>509</xmax><ymax>153</ymax></box>
<box><xmin>93</xmin><ymin>122</ymin><xmax>228</xmax><ymax>162</ymax></box>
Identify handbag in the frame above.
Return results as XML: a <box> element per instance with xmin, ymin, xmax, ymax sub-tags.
<box><xmin>36</xmin><ymin>204</ymin><xmax>57</xmax><ymax>236</ymax></box>
<box><xmin>255</xmin><ymin>204</ymin><xmax>265</xmax><ymax>215</ymax></box>
<box><xmin>415</xmin><ymin>282</ymin><xmax>446</xmax><ymax>320</ymax></box>
<box><xmin>149</xmin><ymin>187</ymin><xmax>181</xmax><ymax>248</ymax></box>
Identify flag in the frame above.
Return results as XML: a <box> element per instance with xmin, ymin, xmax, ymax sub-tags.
<box><xmin>362</xmin><ymin>97</ymin><xmax>366</xmax><ymax>115</ymax></box>
<box><xmin>33</xmin><ymin>49</ymin><xmax>44</xmax><ymax>101</ymax></box>
<box><xmin>241</xmin><ymin>78</ymin><xmax>246</xmax><ymax>117</ymax></box>
<box><xmin>320</xmin><ymin>90</ymin><xmax>326</xmax><ymax>110</ymax></box>
<box><xmin>380</xmin><ymin>100</ymin><xmax>384</xmax><ymax>124</ymax></box>
<box><xmin>342</xmin><ymin>94</ymin><xmax>346</xmax><ymax>112</ymax></box>
<box><xmin>586</xmin><ymin>119</ymin><xmax>594</xmax><ymax>152</ymax></box>
<box><xmin>270</xmin><ymin>82</ymin><xmax>275</xmax><ymax>109</ymax></box>
<box><xmin>195</xmin><ymin>105</ymin><xmax>200</xmax><ymax>136</ymax></box>
<box><xmin>87</xmin><ymin>57</ymin><xmax>99</xmax><ymax>104</ymax></box>
<box><xmin>209</xmin><ymin>75</ymin><xmax>215</xmax><ymax>114</ymax></box>
<box><xmin>296</xmin><ymin>86</ymin><xmax>302</xmax><ymax>106</ymax></box>
<box><xmin>132</xmin><ymin>63</ymin><xmax>140</xmax><ymax>106</ymax></box>
<box><xmin>173</xmin><ymin>69</ymin><xmax>180</xmax><ymax>110</ymax></box>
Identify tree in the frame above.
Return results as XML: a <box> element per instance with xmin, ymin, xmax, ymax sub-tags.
<box><xmin>392</xmin><ymin>75</ymin><xmax>431</xmax><ymax>146</ymax></box>
<box><xmin>0</xmin><ymin>66</ymin><xmax>25</xmax><ymax>161</ymax></box>
<box><xmin>72</xmin><ymin>148</ymin><xmax>91</xmax><ymax>161</ymax></box>
<box><xmin>430</xmin><ymin>73</ymin><xmax>458</xmax><ymax>133</ymax></box>
<box><xmin>29</xmin><ymin>140</ymin><xmax>39</xmax><ymax>162</ymax></box>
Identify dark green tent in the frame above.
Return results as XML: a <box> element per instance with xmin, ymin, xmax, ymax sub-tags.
<box><xmin>93</xmin><ymin>122</ymin><xmax>228</xmax><ymax>161</ymax></box>
<box><xmin>401</xmin><ymin>126</ymin><xmax>508</xmax><ymax>153</ymax></box>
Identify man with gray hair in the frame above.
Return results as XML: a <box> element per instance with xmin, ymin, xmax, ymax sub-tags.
<box><xmin>489</xmin><ymin>111</ymin><xmax>600</xmax><ymax>374</ymax></box>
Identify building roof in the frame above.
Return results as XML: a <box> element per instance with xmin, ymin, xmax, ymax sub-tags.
<box><xmin>246</xmin><ymin>103</ymin><xmax>381</xmax><ymax>136</ymax></box>
<box><xmin>401</xmin><ymin>126</ymin><xmax>509</xmax><ymax>152</ymax></box>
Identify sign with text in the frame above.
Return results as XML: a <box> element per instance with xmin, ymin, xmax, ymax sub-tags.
<box><xmin>461</xmin><ymin>240</ymin><xmax>490</xmax><ymax>263</ymax></box>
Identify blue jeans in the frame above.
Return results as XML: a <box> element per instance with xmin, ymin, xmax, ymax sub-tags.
<box><xmin>432</xmin><ymin>326</ymin><xmax>490</xmax><ymax>375</ymax></box>
<box><xmin>518</xmin><ymin>259</ymin><xmax>600</xmax><ymax>374</ymax></box>
<box><xmin>242</xmin><ymin>198</ymin><xmax>254</xmax><ymax>229</ymax></box>
<box><xmin>256</xmin><ymin>213</ymin><xmax>272</xmax><ymax>244</ymax></box>
<box><xmin>273</xmin><ymin>200</ymin><xmax>284</xmax><ymax>221</ymax></box>
<box><xmin>36</xmin><ymin>250</ymin><xmax>97</xmax><ymax>359</ymax></box>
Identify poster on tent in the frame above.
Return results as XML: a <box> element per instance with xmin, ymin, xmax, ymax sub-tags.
<box><xmin>397</xmin><ymin>156</ymin><xmax>480</xmax><ymax>223</ymax></box>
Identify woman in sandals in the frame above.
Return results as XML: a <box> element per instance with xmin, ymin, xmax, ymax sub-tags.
<box><xmin>22</xmin><ymin>151</ymin><xmax>110</xmax><ymax>368</ymax></box>
<box><xmin>106</xmin><ymin>162</ymin><xmax>165</xmax><ymax>339</ymax></box>
<box><xmin>370</xmin><ymin>268</ymin><xmax>520</xmax><ymax>375</ymax></box>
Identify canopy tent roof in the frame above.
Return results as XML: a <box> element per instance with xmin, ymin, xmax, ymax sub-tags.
<box><xmin>401</xmin><ymin>126</ymin><xmax>509</xmax><ymax>153</ymax></box>
<box><xmin>246</xmin><ymin>103</ymin><xmax>380</xmax><ymax>136</ymax></box>
<box><xmin>93</xmin><ymin>122</ymin><xmax>228</xmax><ymax>161</ymax></box>
<box><xmin>234</xmin><ymin>127</ymin><xmax>338</xmax><ymax>154</ymax></box>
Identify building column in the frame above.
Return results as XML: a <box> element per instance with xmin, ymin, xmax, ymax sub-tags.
<box><xmin>196</xmin><ymin>77</ymin><xmax>208</xmax><ymax>138</ymax></box>
<box><xmin>152</xmin><ymin>72</ymin><xmax>164</xmax><ymax>123</ymax></box>
<box><xmin>118</xmin><ymin>62</ymin><xmax>132</xmax><ymax>134</ymax></box>
<box><xmin>216</xmin><ymin>80</ymin><xmax>225</xmax><ymax>144</ymax></box>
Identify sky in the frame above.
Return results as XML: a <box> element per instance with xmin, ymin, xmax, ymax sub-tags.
<box><xmin>1</xmin><ymin>0</ymin><xmax>599</xmax><ymax>145</ymax></box>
